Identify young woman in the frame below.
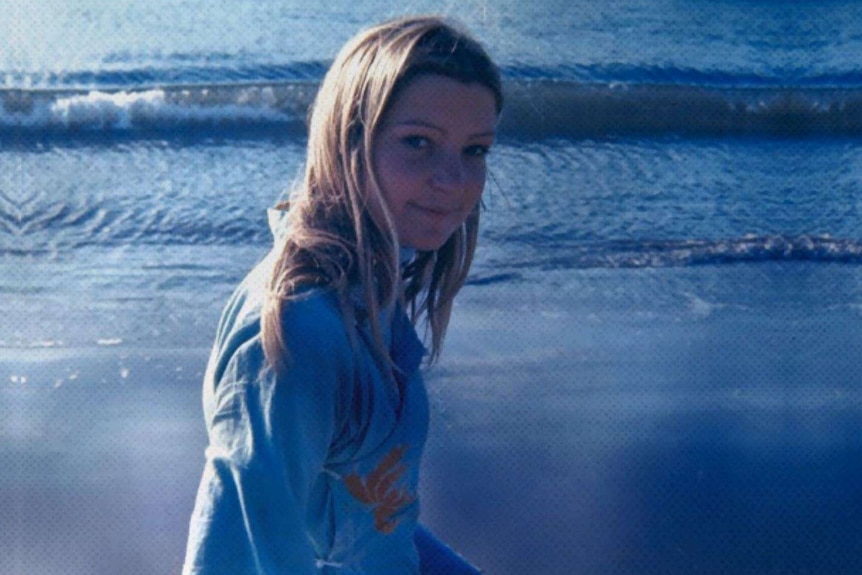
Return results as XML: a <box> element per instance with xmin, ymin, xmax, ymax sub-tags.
<box><xmin>183</xmin><ymin>15</ymin><xmax>502</xmax><ymax>574</ymax></box>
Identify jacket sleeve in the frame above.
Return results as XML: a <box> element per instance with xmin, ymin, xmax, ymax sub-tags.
<box><xmin>184</xmin><ymin>297</ymin><xmax>352</xmax><ymax>575</ymax></box>
<box><xmin>415</xmin><ymin>524</ymin><xmax>483</xmax><ymax>574</ymax></box>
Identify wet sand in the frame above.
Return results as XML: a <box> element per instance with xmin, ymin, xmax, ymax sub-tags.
<box><xmin>1</xmin><ymin>350</ymin><xmax>207</xmax><ymax>575</ymax></box>
<box><xmin>4</xmin><ymin>267</ymin><xmax>862</xmax><ymax>574</ymax></box>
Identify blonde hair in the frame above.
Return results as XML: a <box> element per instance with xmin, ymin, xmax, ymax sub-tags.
<box><xmin>262</xmin><ymin>15</ymin><xmax>503</xmax><ymax>374</ymax></box>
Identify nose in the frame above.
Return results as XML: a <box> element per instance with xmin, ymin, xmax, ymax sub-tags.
<box><xmin>431</xmin><ymin>151</ymin><xmax>465</xmax><ymax>194</ymax></box>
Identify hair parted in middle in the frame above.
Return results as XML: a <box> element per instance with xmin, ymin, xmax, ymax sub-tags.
<box><xmin>261</xmin><ymin>15</ymin><xmax>503</xmax><ymax>375</ymax></box>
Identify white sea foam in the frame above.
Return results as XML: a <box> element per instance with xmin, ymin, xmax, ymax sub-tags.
<box><xmin>1</xmin><ymin>85</ymin><xmax>303</xmax><ymax>131</ymax></box>
<box><xmin>51</xmin><ymin>89</ymin><xmax>163</xmax><ymax>130</ymax></box>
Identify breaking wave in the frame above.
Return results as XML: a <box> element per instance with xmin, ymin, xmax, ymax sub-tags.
<box><xmin>2</xmin><ymin>80</ymin><xmax>862</xmax><ymax>138</ymax></box>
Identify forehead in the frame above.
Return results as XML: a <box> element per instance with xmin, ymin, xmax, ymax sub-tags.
<box><xmin>382</xmin><ymin>74</ymin><xmax>498</xmax><ymax>134</ymax></box>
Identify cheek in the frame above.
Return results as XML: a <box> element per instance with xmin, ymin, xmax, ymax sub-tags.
<box><xmin>463</xmin><ymin>168</ymin><xmax>487</xmax><ymax>207</ymax></box>
<box><xmin>365</xmin><ymin>160</ymin><xmax>398</xmax><ymax>230</ymax></box>
<box><xmin>375</xmin><ymin>151</ymin><xmax>420</xmax><ymax>204</ymax></box>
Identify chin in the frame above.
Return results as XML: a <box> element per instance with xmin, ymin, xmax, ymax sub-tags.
<box><xmin>403</xmin><ymin>233</ymin><xmax>452</xmax><ymax>252</ymax></box>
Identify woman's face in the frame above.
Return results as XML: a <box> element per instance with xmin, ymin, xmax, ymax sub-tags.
<box><xmin>371</xmin><ymin>74</ymin><xmax>498</xmax><ymax>251</ymax></box>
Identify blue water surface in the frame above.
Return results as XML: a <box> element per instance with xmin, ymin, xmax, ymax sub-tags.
<box><xmin>3</xmin><ymin>0</ymin><xmax>862</xmax><ymax>87</ymax></box>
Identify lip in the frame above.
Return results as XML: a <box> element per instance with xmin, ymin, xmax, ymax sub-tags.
<box><xmin>411</xmin><ymin>203</ymin><xmax>455</xmax><ymax>216</ymax></box>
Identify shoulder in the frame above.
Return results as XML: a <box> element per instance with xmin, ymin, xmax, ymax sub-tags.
<box><xmin>282</xmin><ymin>289</ymin><xmax>349</xmax><ymax>344</ymax></box>
<box><xmin>219</xmin><ymin>251</ymin><xmax>350</xmax><ymax>350</ymax></box>
<box><xmin>205</xmin><ymin>281</ymin><xmax>357</xmax><ymax>443</ymax></box>
<box><xmin>208</xmin><ymin>252</ymin><xmax>354</xmax><ymax>390</ymax></box>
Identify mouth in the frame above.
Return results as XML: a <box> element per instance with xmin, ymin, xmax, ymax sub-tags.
<box><xmin>412</xmin><ymin>203</ymin><xmax>454</xmax><ymax>217</ymax></box>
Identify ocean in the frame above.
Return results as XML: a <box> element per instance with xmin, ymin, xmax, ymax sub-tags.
<box><xmin>3</xmin><ymin>1</ymin><xmax>862</xmax><ymax>574</ymax></box>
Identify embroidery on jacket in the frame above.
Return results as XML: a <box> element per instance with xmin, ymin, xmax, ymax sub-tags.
<box><xmin>344</xmin><ymin>445</ymin><xmax>415</xmax><ymax>534</ymax></box>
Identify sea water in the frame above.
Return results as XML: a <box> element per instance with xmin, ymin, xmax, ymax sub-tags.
<box><xmin>2</xmin><ymin>2</ymin><xmax>862</xmax><ymax>574</ymax></box>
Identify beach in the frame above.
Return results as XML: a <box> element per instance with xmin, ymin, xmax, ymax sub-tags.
<box><xmin>5</xmin><ymin>261</ymin><xmax>862</xmax><ymax>574</ymax></box>
<box><xmin>4</xmin><ymin>1</ymin><xmax>862</xmax><ymax>573</ymax></box>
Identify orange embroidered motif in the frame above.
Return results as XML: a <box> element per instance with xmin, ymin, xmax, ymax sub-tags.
<box><xmin>344</xmin><ymin>445</ymin><xmax>415</xmax><ymax>534</ymax></box>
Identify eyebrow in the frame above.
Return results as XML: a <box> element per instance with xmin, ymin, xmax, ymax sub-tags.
<box><xmin>390</xmin><ymin>120</ymin><xmax>497</xmax><ymax>139</ymax></box>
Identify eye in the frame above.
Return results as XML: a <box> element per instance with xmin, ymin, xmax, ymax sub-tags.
<box><xmin>465</xmin><ymin>144</ymin><xmax>491</xmax><ymax>158</ymax></box>
<box><xmin>402</xmin><ymin>135</ymin><xmax>431</xmax><ymax>149</ymax></box>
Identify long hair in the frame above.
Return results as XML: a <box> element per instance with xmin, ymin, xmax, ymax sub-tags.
<box><xmin>261</xmin><ymin>16</ymin><xmax>503</xmax><ymax>374</ymax></box>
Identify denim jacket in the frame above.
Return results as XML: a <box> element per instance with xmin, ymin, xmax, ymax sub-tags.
<box><xmin>183</xmin><ymin>210</ymin><xmax>479</xmax><ymax>574</ymax></box>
